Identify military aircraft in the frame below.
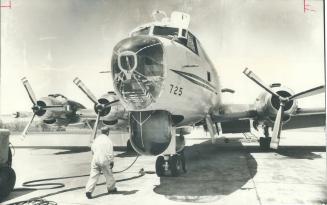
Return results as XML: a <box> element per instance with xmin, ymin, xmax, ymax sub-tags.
<box><xmin>21</xmin><ymin>11</ymin><xmax>325</xmax><ymax>177</ymax></box>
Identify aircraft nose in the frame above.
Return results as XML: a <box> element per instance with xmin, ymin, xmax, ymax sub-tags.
<box><xmin>111</xmin><ymin>36</ymin><xmax>165</xmax><ymax>110</ymax></box>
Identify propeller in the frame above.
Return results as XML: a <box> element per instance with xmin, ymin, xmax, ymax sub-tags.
<box><xmin>21</xmin><ymin>77</ymin><xmax>64</xmax><ymax>139</ymax></box>
<box><xmin>243</xmin><ymin>68</ymin><xmax>325</xmax><ymax>149</ymax></box>
<box><xmin>73</xmin><ymin>77</ymin><xmax>119</xmax><ymax>141</ymax></box>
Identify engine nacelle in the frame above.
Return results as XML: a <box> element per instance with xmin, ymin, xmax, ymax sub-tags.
<box><xmin>255</xmin><ymin>85</ymin><xmax>298</xmax><ymax>124</ymax></box>
<box><xmin>37</xmin><ymin>94</ymin><xmax>85</xmax><ymax>125</ymax></box>
<box><xmin>97</xmin><ymin>92</ymin><xmax>127</xmax><ymax>121</ymax></box>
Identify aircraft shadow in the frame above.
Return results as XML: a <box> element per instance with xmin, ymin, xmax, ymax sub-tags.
<box><xmin>153</xmin><ymin>139</ymin><xmax>258</xmax><ymax>203</ymax></box>
<box><xmin>275</xmin><ymin>148</ymin><xmax>324</xmax><ymax>159</ymax></box>
<box><xmin>54</xmin><ymin>147</ymin><xmax>91</xmax><ymax>155</ymax></box>
<box><xmin>13</xmin><ymin>146</ymin><xmax>91</xmax><ymax>155</ymax></box>
<box><xmin>244</xmin><ymin>145</ymin><xmax>325</xmax><ymax>159</ymax></box>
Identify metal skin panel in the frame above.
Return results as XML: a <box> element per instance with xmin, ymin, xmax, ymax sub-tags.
<box><xmin>151</xmin><ymin>37</ymin><xmax>221</xmax><ymax>126</ymax></box>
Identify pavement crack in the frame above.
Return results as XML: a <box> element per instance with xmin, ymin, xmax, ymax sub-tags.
<box><xmin>243</xmin><ymin>148</ymin><xmax>262</xmax><ymax>205</ymax></box>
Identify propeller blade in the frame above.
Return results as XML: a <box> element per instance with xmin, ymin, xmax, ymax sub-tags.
<box><xmin>289</xmin><ymin>85</ymin><xmax>325</xmax><ymax>100</ymax></box>
<box><xmin>104</xmin><ymin>99</ymin><xmax>120</xmax><ymax>109</ymax></box>
<box><xmin>90</xmin><ymin>113</ymin><xmax>101</xmax><ymax>143</ymax></box>
<box><xmin>21</xmin><ymin>113</ymin><xmax>36</xmax><ymax>140</ymax></box>
<box><xmin>73</xmin><ymin>77</ymin><xmax>98</xmax><ymax>104</ymax></box>
<box><xmin>21</xmin><ymin>77</ymin><xmax>37</xmax><ymax>105</ymax></box>
<box><xmin>243</xmin><ymin>68</ymin><xmax>279</xmax><ymax>97</ymax></box>
<box><xmin>99</xmin><ymin>70</ymin><xmax>111</xmax><ymax>73</ymax></box>
<box><xmin>270</xmin><ymin>104</ymin><xmax>284</xmax><ymax>149</ymax></box>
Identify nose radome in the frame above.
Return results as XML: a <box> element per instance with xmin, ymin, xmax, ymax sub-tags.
<box><xmin>111</xmin><ymin>36</ymin><xmax>165</xmax><ymax>110</ymax></box>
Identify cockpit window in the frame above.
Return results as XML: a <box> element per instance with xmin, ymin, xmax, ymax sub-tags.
<box><xmin>131</xmin><ymin>27</ymin><xmax>150</xmax><ymax>36</ymax></box>
<box><xmin>153</xmin><ymin>26</ymin><xmax>179</xmax><ymax>39</ymax></box>
<box><xmin>186</xmin><ymin>32</ymin><xmax>198</xmax><ymax>54</ymax></box>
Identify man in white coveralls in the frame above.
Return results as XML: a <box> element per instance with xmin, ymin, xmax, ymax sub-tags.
<box><xmin>85</xmin><ymin>126</ymin><xmax>117</xmax><ymax>199</ymax></box>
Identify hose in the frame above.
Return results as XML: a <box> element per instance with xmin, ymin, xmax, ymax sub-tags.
<box><xmin>6</xmin><ymin>154</ymin><xmax>142</xmax><ymax>205</ymax></box>
<box><xmin>22</xmin><ymin>154</ymin><xmax>140</xmax><ymax>190</ymax></box>
<box><xmin>113</xmin><ymin>154</ymin><xmax>139</xmax><ymax>173</ymax></box>
<box><xmin>7</xmin><ymin>197</ymin><xmax>57</xmax><ymax>205</ymax></box>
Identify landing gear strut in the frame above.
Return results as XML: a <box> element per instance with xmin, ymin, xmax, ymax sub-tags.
<box><xmin>259</xmin><ymin>126</ymin><xmax>271</xmax><ymax>151</ymax></box>
<box><xmin>155</xmin><ymin>152</ymin><xmax>186</xmax><ymax>177</ymax></box>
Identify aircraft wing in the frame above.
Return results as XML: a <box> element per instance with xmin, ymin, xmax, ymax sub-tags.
<box><xmin>211</xmin><ymin>104</ymin><xmax>258</xmax><ymax>122</ymax></box>
<box><xmin>211</xmin><ymin>104</ymin><xmax>325</xmax><ymax>129</ymax></box>
<box><xmin>75</xmin><ymin>109</ymin><xmax>98</xmax><ymax>120</ymax></box>
<box><xmin>283</xmin><ymin>107</ymin><xmax>325</xmax><ymax>130</ymax></box>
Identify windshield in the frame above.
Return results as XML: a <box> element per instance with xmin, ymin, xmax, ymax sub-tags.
<box><xmin>131</xmin><ymin>27</ymin><xmax>150</xmax><ymax>36</ymax></box>
<box><xmin>153</xmin><ymin>26</ymin><xmax>179</xmax><ymax>39</ymax></box>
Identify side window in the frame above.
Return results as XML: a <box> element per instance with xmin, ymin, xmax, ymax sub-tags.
<box><xmin>186</xmin><ymin>32</ymin><xmax>198</xmax><ymax>55</ymax></box>
<box><xmin>207</xmin><ymin>72</ymin><xmax>211</xmax><ymax>82</ymax></box>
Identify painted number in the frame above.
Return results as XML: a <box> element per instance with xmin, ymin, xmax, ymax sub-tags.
<box><xmin>170</xmin><ymin>84</ymin><xmax>183</xmax><ymax>96</ymax></box>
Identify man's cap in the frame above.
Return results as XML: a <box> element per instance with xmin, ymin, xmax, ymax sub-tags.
<box><xmin>101</xmin><ymin>126</ymin><xmax>110</xmax><ymax>132</ymax></box>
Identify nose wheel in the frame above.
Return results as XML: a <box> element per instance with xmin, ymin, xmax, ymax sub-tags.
<box><xmin>259</xmin><ymin>126</ymin><xmax>272</xmax><ymax>151</ymax></box>
<box><xmin>155</xmin><ymin>153</ymin><xmax>186</xmax><ymax>177</ymax></box>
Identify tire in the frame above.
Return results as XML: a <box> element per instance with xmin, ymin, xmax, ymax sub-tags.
<box><xmin>155</xmin><ymin>156</ymin><xmax>165</xmax><ymax>177</ymax></box>
<box><xmin>0</xmin><ymin>166</ymin><xmax>16</xmax><ymax>199</ymax></box>
<box><xmin>170</xmin><ymin>155</ymin><xmax>182</xmax><ymax>177</ymax></box>
<box><xmin>259</xmin><ymin>137</ymin><xmax>271</xmax><ymax>151</ymax></box>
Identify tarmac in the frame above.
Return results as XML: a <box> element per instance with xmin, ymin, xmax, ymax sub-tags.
<box><xmin>1</xmin><ymin>128</ymin><xmax>326</xmax><ymax>205</ymax></box>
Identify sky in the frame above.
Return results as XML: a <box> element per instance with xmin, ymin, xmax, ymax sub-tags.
<box><xmin>0</xmin><ymin>0</ymin><xmax>325</xmax><ymax>113</ymax></box>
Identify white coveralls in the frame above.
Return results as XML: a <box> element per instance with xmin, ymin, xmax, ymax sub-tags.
<box><xmin>85</xmin><ymin>134</ymin><xmax>116</xmax><ymax>193</ymax></box>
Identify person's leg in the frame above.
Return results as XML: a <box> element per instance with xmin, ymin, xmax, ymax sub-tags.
<box><xmin>85</xmin><ymin>160</ymin><xmax>101</xmax><ymax>194</ymax></box>
<box><xmin>102</xmin><ymin>161</ymin><xmax>116</xmax><ymax>192</ymax></box>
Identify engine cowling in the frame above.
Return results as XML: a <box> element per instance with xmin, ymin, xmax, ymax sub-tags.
<box><xmin>97</xmin><ymin>92</ymin><xmax>127</xmax><ymax>121</ymax></box>
<box><xmin>37</xmin><ymin>95</ymin><xmax>85</xmax><ymax>125</ymax></box>
<box><xmin>255</xmin><ymin>85</ymin><xmax>298</xmax><ymax>124</ymax></box>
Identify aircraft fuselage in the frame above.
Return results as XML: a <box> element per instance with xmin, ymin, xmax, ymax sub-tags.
<box><xmin>111</xmin><ymin>30</ymin><xmax>221</xmax><ymax>127</ymax></box>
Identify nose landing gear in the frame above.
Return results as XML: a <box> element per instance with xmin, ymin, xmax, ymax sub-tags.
<box><xmin>155</xmin><ymin>152</ymin><xmax>186</xmax><ymax>177</ymax></box>
<box><xmin>259</xmin><ymin>126</ymin><xmax>272</xmax><ymax>151</ymax></box>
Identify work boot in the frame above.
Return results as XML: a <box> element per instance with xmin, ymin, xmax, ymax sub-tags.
<box><xmin>108</xmin><ymin>187</ymin><xmax>117</xmax><ymax>194</ymax></box>
<box><xmin>86</xmin><ymin>192</ymin><xmax>92</xmax><ymax>199</ymax></box>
